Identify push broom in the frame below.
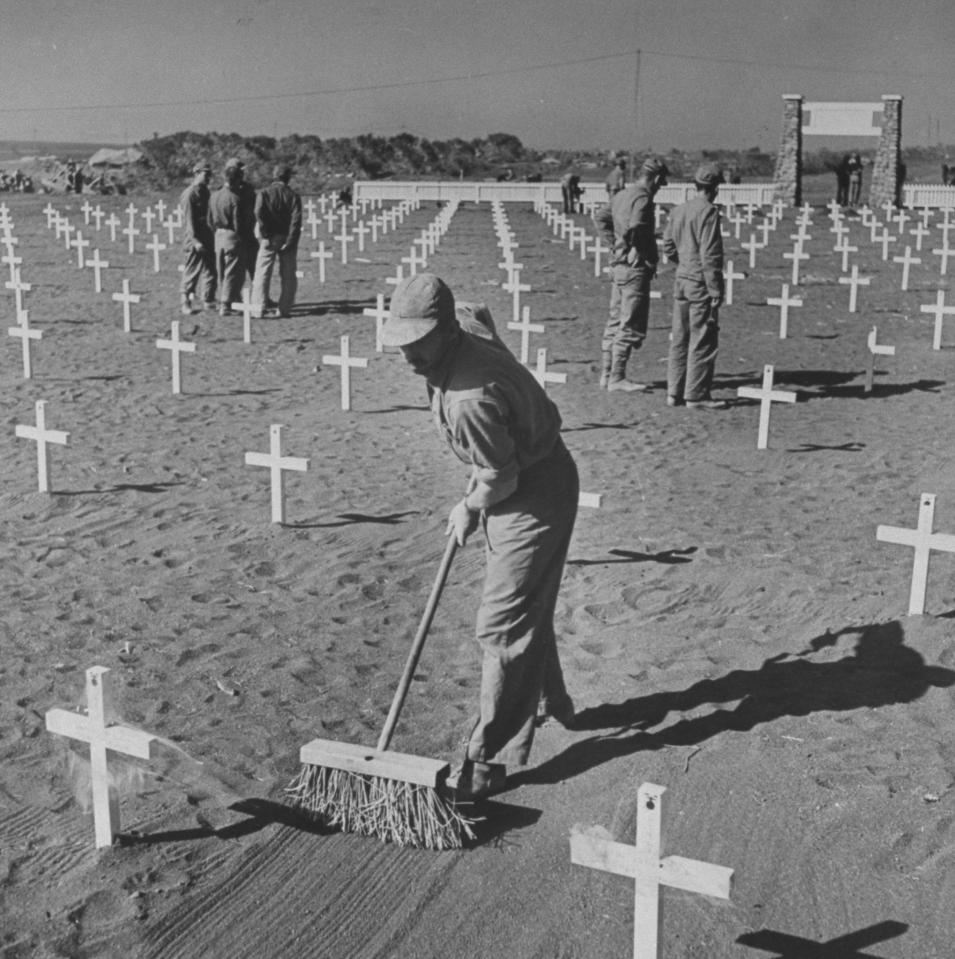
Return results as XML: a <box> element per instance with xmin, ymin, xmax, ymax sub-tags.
<box><xmin>286</xmin><ymin>535</ymin><xmax>475</xmax><ymax>849</ymax></box>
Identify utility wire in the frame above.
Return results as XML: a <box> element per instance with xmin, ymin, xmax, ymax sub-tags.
<box><xmin>0</xmin><ymin>46</ymin><xmax>947</xmax><ymax>116</ymax></box>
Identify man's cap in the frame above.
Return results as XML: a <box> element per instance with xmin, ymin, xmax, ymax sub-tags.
<box><xmin>382</xmin><ymin>273</ymin><xmax>455</xmax><ymax>347</ymax></box>
<box><xmin>273</xmin><ymin>164</ymin><xmax>293</xmax><ymax>181</ymax></box>
<box><xmin>693</xmin><ymin>162</ymin><xmax>724</xmax><ymax>189</ymax></box>
<box><xmin>224</xmin><ymin>157</ymin><xmax>244</xmax><ymax>174</ymax></box>
<box><xmin>640</xmin><ymin>156</ymin><xmax>669</xmax><ymax>184</ymax></box>
<box><xmin>193</xmin><ymin>160</ymin><xmax>212</xmax><ymax>174</ymax></box>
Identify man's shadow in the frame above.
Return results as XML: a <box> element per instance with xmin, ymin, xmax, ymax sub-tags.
<box><xmin>513</xmin><ymin>621</ymin><xmax>954</xmax><ymax>787</ymax></box>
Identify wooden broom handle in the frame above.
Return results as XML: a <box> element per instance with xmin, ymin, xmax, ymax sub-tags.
<box><xmin>376</xmin><ymin>534</ymin><xmax>458</xmax><ymax>752</ymax></box>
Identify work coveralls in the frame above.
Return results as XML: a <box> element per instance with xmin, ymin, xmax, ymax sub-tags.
<box><xmin>427</xmin><ymin>320</ymin><xmax>579</xmax><ymax>767</ymax></box>
<box><xmin>594</xmin><ymin>182</ymin><xmax>659</xmax><ymax>373</ymax></box>
<box><xmin>208</xmin><ymin>184</ymin><xmax>249</xmax><ymax>312</ymax></box>
<box><xmin>662</xmin><ymin>194</ymin><xmax>724</xmax><ymax>403</ymax></box>
<box><xmin>251</xmin><ymin>179</ymin><xmax>303</xmax><ymax>317</ymax></box>
<box><xmin>178</xmin><ymin>180</ymin><xmax>216</xmax><ymax>307</ymax></box>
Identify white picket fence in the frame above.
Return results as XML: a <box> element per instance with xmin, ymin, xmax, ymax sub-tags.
<box><xmin>902</xmin><ymin>183</ymin><xmax>955</xmax><ymax>210</ymax></box>
<box><xmin>352</xmin><ymin>179</ymin><xmax>777</xmax><ymax>208</ymax></box>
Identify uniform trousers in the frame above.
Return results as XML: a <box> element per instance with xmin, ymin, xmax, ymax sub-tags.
<box><xmin>214</xmin><ymin>229</ymin><xmax>246</xmax><ymax>310</ymax></box>
<box><xmin>666</xmin><ymin>276</ymin><xmax>720</xmax><ymax>403</ymax></box>
<box><xmin>467</xmin><ymin>438</ymin><xmax>579</xmax><ymax>767</ymax></box>
<box><xmin>179</xmin><ymin>243</ymin><xmax>216</xmax><ymax>305</ymax></box>
<box><xmin>601</xmin><ymin>263</ymin><xmax>653</xmax><ymax>357</ymax></box>
<box><xmin>251</xmin><ymin>234</ymin><xmax>297</xmax><ymax>316</ymax></box>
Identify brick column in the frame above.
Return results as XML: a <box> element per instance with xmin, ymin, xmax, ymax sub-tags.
<box><xmin>772</xmin><ymin>95</ymin><xmax>803</xmax><ymax>207</ymax></box>
<box><xmin>870</xmin><ymin>95</ymin><xmax>903</xmax><ymax>208</ymax></box>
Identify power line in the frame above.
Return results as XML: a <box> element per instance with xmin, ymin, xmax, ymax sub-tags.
<box><xmin>0</xmin><ymin>46</ymin><xmax>948</xmax><ymax>117</ymax></box>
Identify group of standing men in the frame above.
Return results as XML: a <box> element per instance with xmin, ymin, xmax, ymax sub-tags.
<box><xmin>593</xmin><ymin>156</ymin><xmax>728</xmax><ymax>409</ymax></box>
<box><xmin>179</xmin><ymin>159</ymin><xmax>302</xmax><ymax>320</ymax></box>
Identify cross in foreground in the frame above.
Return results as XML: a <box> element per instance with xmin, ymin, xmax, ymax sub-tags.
<box><xmin>737</xmin><ymin>365</ymin><xmax>797</xmax><ymax>449</ymax></box>
<box><xmin>15</xmin><ymin>399</ymin><xmax>69</xmax><ymax>492</ymax></box>
<box><xmin>112</xmin><ymin>279</ymin><xmax>140</xmax><ymax>333</ymax></box>
<box><xmin>8</xmin><ymin>310</ymin><xmax>42</xmax><ymax>379</ymax></box>
<box><xmin>877</xmin><ymin>492</ymin><xmax>955</xmax><ymax>615</ymax></box>
<box><xmin>244</xmin><ymin>424</ymin><xmax>309</xmax><ymax>524</ymax></box>
<box><xmin>45</xmin><ymin>666</ymin><xmax>158</xmax><ymax>848</ymax></box>
<box><xmin>155</xmin><ymin>321</ymin><xmax>196</xmax><ymax>395</ymax></box>
<box><xmin>919</xmin><ymin>289</ymin><xmax>955</xmax><ymax>350</ymax></box>
<box><xmin>766</xmin><ymin>284</ymin><xmax>802</xmax><ymax>339</ymax></box>
<box><xmin>322</xmin><ymin>335</ymin><xmax>368</xmax><ymax>411</ymax></box>
<box><xmin>571</xmin><ymin>782</ymin><xmax>733</xmax><ymax>959</ymax></box>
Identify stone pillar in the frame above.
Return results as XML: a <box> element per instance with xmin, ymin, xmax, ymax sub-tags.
<box><xmin>870</xmin><ymin>95</ymin><xmax>903</xmax><ymax>208</ymax></box>
<box><xmin>772</xmin><ymin>95</ymin><xmax>803</xmax><ymax>207</ymax></box>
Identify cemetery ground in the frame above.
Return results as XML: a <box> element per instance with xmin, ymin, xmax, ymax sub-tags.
<box><xmin>1</xmin><ymin>188</ymin><xmax>954</xmax><ymax>959</ymax></box>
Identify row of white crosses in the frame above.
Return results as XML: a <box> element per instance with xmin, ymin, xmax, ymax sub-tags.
<box><xmin>3</xmin><ymin>208</ymin><xmax>46</xmax><ymax>380</ymax></box>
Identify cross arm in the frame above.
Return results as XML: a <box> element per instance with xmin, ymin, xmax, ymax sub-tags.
<box><xmin>45</xmin><ymin>708</ymin><xmax>158</xmax><ymax>759</ymax></box>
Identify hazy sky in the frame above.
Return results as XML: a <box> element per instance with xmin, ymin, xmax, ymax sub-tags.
<box><xmin>1</xmin><ymin>0</ymin><xmax>953</xmax><ymax>151</ymax></box>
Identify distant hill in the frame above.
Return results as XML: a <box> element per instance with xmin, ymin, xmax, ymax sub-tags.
<box><xmin>0</xmin><ymin>139</ymin><xmax>128</xmax><ymax>164</ymax></box>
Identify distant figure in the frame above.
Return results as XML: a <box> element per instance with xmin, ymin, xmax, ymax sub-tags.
<box><xmin>208</xmin><ymin>158</ymin><xmax>253</xmax><ymax>316</ymax></box>
<box><xmin>66</xmin><ymin>159</ymin><xmax>83</xmax><ymax>194</ymax></box>
<box><xmin>560</xmin><ymin>172</ymin><xmax>582</xmax><ymax>214</ymax></box>
<box><xmin>663</xmin><ymin>162</ymin><xmax>726</xmax><ymax>411</ymax></box>
<box><xmin>605</xmin><ymin>158</ymin><xmax>627</xmax><ymax>197</ymax></box>
<box><xmin>525</xmin><ymin>172</ymin><xmax>543</xmax><ymax>183</ymax></box>
<box><xmin>496</xmin><ymin>167</ymin><xmax>514</xmax><ymax>182</ymax></box>
<box><xmin>251</xmin><ymin>164</ymin><xmax>302</xmax><ymax>318</ymax></box>
<box><xmin>847</xmin><ymin>153</ymin><xmax>863</xmax><ymax>206</ymax></box>
<box><xmin>942</xmin><ymin>158</ymin><xmax>952</xmax><ymax>186</ymax></box>
<box><xmin>178</xmin><ymin>160</ymin><xmax>217</xmax><ymax>316</ymax></box>
<box><xmin>835</xmin><ymin>153</ymin><xmax>851</xmax><ymax>205</ymax></box>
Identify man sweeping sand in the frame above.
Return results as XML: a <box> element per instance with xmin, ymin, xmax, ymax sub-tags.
<box><xmin>382</xmin><ymin>274</ymin><xmax>579</xmax><ymax>801</ymax></box>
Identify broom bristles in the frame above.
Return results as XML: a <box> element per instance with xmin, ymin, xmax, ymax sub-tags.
<box><xmin>286</xmin><ymin>764</ymin><xmax>476</xmax><ymax>850</ymax></box>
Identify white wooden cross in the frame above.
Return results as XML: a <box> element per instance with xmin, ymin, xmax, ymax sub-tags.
<box><xmin>86</xmin><ymin>250</ymin><xmax>109</xmax><ymax>293</ymax></box>
<box><xmin>782</xmin><ymin>245</ymin><xmax>809</xmax><ymax>285</ymax></box>
<box><xmin>61</xmin><ymin>219</ymin><xmax>75</xmax><ymax>250</ymax></box>
<box><xmin>8</xmin><ymin>310</ymin><xmax>42</xmax><ymax>379</ymax></box>
<box><xmin>740</xmin><ymin>233</ymin><xmax>764</xmax><ymax>269</ymax></box>
<box><xmin>892</xmin><ymin>246</ymin><xmax>920</xmax><ymax>292</ymax></box>
<box><xmin>499</xmin><ymin>257</ymin><xmax>524</xmax><ymax>289</ymax></box>
<box><xmin>91</xmin><ymin>206</ymin><xmax>105</xmax><ymax>231</ymax></box>
<box><xmin>384</xmin><ymin>263</ymin><xmax>405</xmax><ymax>288</ymax></box>
<box><xmin>42</xmin><ymin>201</ymin><xmax>57</xmax><ymax>227</ymax></box>
<box><xmin>310</xmin><ymin>241</ymin><xmax>332</xmax><ymax>283</ymax></box>
<box><xmin>141</xmin><ymin>207</ymin><xmax>156</xmax><ymax>234</ymax></box>
<box><xmin>909</xmin><ymin>222</ymin><xmax>929</xmax><ymax>252</ymax></box>
<box><xmin>15</xmin><ymin>399</ymin><xmax>69</xmax><ymax>492</ymax></box>
<box><xmin>155</xmin><ymin>198</ymin><xmax>167</xmax><ymax>221</ymax></box>
<box><xmin>920</xmin><ymin>290</ymin><xmax>955</xmax><ymax>350</ymax></box>
<box><xmin>865</xmin><ymin>326</ymin><xmax>894</xmax><ymax>393</ymax></box>
<box><xmin>2</xmin><ymin>247</ymin><xmax>22</xmax><ymax>285</ymax></box>
<box><xmin>80</xmin><ymin>199</ymin><xmax>93</xmax><ymax>224</ymax></box>
<box><xmin>722</xmin><ymin>260</ymin><xmax>744</xmax><ymax>306</ymax></box>
<box><xmin>124</xmin><ymin>202</ymin><xmax>138</xmax><ymax>228</ymax></box>
<box><xmin>532</xmin><ymin>348</ymin><xmax>567</xmax><ymax>391</ymax></box>
<box><xmin>894</xmin><ymin>209</ymin><xmax>910</xmax><ymax>235</ymax></box>
<box><xmin>112</xmin><ymin>279</ymin><xmax>141</xmax><ymax>333</ymax></box>
<box><xmin>932</xmin><ymin>244</ymin><xmax>954</xmax><ymax>276</ymax></box>
<box><xmin>766</xmin><ymin>284</ymin><xmax>803</xmax><ymax>339</ymax></box>
<box><xmin>307</xmin><ymin>209</ymin><xmax>321</xmax><ymax>241</ymax></box>
<box><xmin>838</xmin><ymin>265</ymin><xmax>871</xmax><ymax>313</ymax></box>
<box><xmin>155</xmin><ymin>320</ymin><xmax>196</xmax><ymax>395</ymax></box>
<box><xmin>46</xmin><ymin>666</ymin><xmax>158</xmax><ymax>848</ymax></box>
<box><xmin>507</xmin><ymin>306</ymin><xmax>545</xmax><ymax>364</ymax></box>
<box><xmin>5</xmin><ymin>274</ymin><xmax>31</xmax><ymax>315</ymax></box>
<box><xmin>231</xmin><ymin>288</ymin><xmax>255</xmax><ymax>343</ymax></box>
<box><xmin>835</xmin><ymin>239</ymin><xmax>858</xmax><ymax>273</ymax></box>
<box><xmin>737</xmin><ymin>364</ymin><xmax>797</xmax><ymax>449</ymax></box>
<box><xmin>508</xmin><ymin>276</ymin><xmax>532</xmax><ymax>325</ymax></box>
<box><xmin>590</xmin><ymin>238</ymin><xmax>609</xmax><ymax>278</ymax></box>
<box><xmin>122</xmin><ymin>223</ymin><xmax>140</xmax><ymax>255</ymax></box>
<box><xmin>71</xmin><ymin>230</ymin><xmax>90</xmax><ymax>268</ymax></box>
<box><xmin>877</xmin><ymin>230</ymin><xmax>896</xmax><ymax>261</ymax></box>
<box><xmin>727</xmin><ymin>210</ymin><xmax>745</xmax><ymax>238</ymax></box>
<box><xmin>353</xmin><ymin>220</ymin><xmax>370</xmax><ymax>252</ymax></box>
<box><xmin>877</xmin><ymin>493</ymin><xmax>955</xmax><ymax>615</ymax></box>
<box><xmin>336</xmin><ymin>226</ymin><xmax>353</xmax><ymax>264</ymax></box>
<box><xmin>400</xmin><ymin>247</ymin><xmax>423</xmax><ymax>277</ymax></box>
<box><xmin>322</xmin><ymin>334</ymin><xmax>368</xmax><ymax>411</ymax></box>
<box><xmin>105</xmin><ymin>213</ymin><xmax>120</xmax><ymax>243</ymax></box>
<box><xmin>570</xmin><ymin>782</ymin><xmax>733</xmax><ymax>959</ymax></box>
<box><xmin>362</xmin><ymin>293</ymin><xmax>390</xmax><ymax>352</ymax></box>
<box><xmin>146</xmin><ymin>233</ymin><xmax>166</xmax><ymax>273</ymax></box>
<box><xmin>163</xmin><ymin>216</ymin><xmax>176</xmax><ymax>246</ymax></box>
<box><xmin>244</xmin><ymin>424</ymin><xmax>309</xmax><ymax>524</ymax></box>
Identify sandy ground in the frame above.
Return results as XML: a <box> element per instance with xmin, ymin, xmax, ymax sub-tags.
<box><xmin>1</xmin><ymin>187</ymin><xmax>954</xmax><ymax>959</ymax></box>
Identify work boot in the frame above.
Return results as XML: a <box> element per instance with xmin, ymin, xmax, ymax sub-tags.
<box><xmin>446</xmin><ymin>759</ymin><xmax>507</xmax><ymax>802</ymax></box>
<box><xmin>607</xmin><ymin>348</ymin><xmax>648</xmax><ymax>392</ymax></box>
<box><xmin>181</xmin><ymin>295</ymin><xmax>198</xmax><ymax>316</ymax></box>
<box><xmin>598</xmin><ymin>350</ymin><xmax>612</xmax><ymax>389</ymax></box>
